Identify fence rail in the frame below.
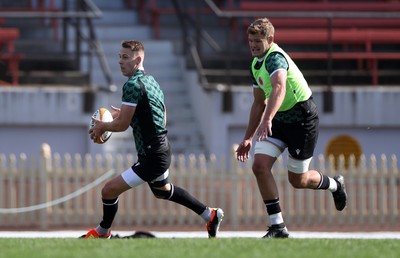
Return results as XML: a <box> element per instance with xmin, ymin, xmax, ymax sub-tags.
<box><xmin>0</xmin><ymin>143</ymin><xmax>399</xmax><ymax>231</ymax></box>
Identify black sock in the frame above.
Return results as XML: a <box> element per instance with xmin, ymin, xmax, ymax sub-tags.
<box><xmin>264</xmin><ymin>198</ymin><xmax>281</xmax><ymax>215</ymax></box>
<box><xmin>317</xmin><ymin>173</ymin><xmax>330</xmax><ymax>190</ymax></box>
<box><xmin>99</xmin><ymin>198</ymin><xmax>118</xmax><ymax>229</ymax></box>
<box><xmin>264</xmin><ymin>198</ymin><xmax>285</xmax><ymax>227</ymax></box>
<box><xmin>168</xmin><ymin>185</ymin><xmax>207</xmax><ymax>215</ymax></box>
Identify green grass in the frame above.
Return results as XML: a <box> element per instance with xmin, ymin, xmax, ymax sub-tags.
<box><xmin>1</xmin><ymin>238</ymin><xmax>399</xmax><ymax>258</ymax></box>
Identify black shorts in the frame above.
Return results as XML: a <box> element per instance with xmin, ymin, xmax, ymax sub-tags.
<box><xmin>271</xmin><ymin>98</ymin><xmax>319</xmax><ymax>160</ymax></box>
<box><xmin>131</xmin><ymin>134</ymin><xmax>171</xmax><ymax>183</ymax></box>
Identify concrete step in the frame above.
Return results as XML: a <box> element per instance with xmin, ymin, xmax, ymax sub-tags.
<box><xmin>93</xmin><ymin>10</ymin><xmax>138</xmax><ymax>26</ymax></box>
<box><xmin>86</xmin><ymin>68</ymin><xmax>184</xmax><ymax>89</ymax></box>
<box><xmin>20</xmin><ymin>54</ymin><xmax>78</xmax><ymax>71</ymax></box>
<box><xmin>160</xmin><ymin>81</ymin><xmax>186</xmax><ymax>94</ymax></box>
<box><xmin>82</xmin><ymin>56</ymin><xmax>183</xmax><ymax>87</ymax></box>
<box><xmin>167</xmin><ymin>122</ymin><xmax>201</xmax><ymax>137</ymax></box>
<box><xmin>68</xmin><ymin>25</ymin><xmax>152</xmax><ymax>41</ymax></box>
<box><xmin>79</xmin><ymin>50</ymin><xmax>179</xmax><ymax>69</ymax></box>
<box><xmin>167</xmin><ymin>108</ymin><xmax>194</xmax><ymax>121</ymax></box>
<box><xmin>60</xmin><ymin>0</ymin><xmax>207</xmax><ymax>155</ymax></box>
<box><xmin>18</xmin><ymin>71</ymin><xmax>89</xmax><ymax>86</ymax></box>
<box><xmin>95</xmin><ymin>40</ymin><xmax>175</xmax><ymax>55</ymax></box>
<box><xmin>164</xmin><ymin>94</ymin><xmax>191</xmax><ymax>108</ymax></box>
<box><xmin>93</xmin><ymin>0</ymin><xmax>126</xmax><ymax>9</ymax></box>
<box><xmin>15</xmin><ymin>39</ymin><xmax>63</xmax><ymax>54</ymax></box>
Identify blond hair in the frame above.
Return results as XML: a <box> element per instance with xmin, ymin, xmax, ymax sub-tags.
<box><xmin>247</xmin><ymin>18</ymin><xmax>275</xmax><ymax>38</ymax></box>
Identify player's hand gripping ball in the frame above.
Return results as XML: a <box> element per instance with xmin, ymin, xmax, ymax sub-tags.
<box><xmin>90</xmin><ymin>108</ymin><xmax>113</xmax><ymax>144</ymax></box>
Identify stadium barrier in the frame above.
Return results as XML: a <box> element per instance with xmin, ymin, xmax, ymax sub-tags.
<box><xmin>0</xmin><ymin>143</ymin><xmax>399</xmax><ymax>231</ymax></box>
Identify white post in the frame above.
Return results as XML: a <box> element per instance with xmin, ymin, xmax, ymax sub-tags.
<box><xmin>39</xmin><ymin>143</ymin><xmax>52</xmax><ymax>230</ymax></box>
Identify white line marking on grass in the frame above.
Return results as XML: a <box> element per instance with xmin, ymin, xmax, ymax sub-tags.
<box><xmin>0</xmin><ymin>231</ymin><xmax>399</xmax><ymax>239</ymax></box>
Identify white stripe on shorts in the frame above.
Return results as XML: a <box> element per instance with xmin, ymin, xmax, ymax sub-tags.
<box><xmin>121</xmin><ymin>167</ymin><xmax>170</xmax><ymax>188</ymax></box>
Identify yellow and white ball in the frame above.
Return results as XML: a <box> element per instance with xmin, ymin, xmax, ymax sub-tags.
<box><xmin>90</xmin><ymin>108</ymin><xmax>113</xmax><ymax>144</ymax></box>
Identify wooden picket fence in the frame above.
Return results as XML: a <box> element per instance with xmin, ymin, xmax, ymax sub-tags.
<box><xmin>0</xmin><ymin>143</ymin><xmax>399</xmax><ymax>231</ymax></box>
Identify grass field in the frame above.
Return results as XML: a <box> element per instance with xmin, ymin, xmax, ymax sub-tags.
<box><xmin>1</xmin><ymin>238</ymin><xmax>399</xmax><ymax>258</ymax></box>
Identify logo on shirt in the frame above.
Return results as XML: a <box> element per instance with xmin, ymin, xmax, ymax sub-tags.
<box><xmin>258</xmin><ymin>77</ymin><xmax>264</xmax><ymax>86</ymax></box>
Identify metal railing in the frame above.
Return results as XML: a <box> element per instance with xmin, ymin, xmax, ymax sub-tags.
<box><xmin>166</xmin><ymin>0</ymin><xmax>400</xmax><ymax>111</ymax></box>
<box><xmin>0</xmin><ymin>0</ymin><xmax>114</xmax><ymax>91</ymax></box>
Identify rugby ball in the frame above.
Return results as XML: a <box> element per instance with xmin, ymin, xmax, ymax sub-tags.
<box><xmin>90</xmin><ymin>108</ymin><xmax>113</xmax><ymax>144</ymax></box>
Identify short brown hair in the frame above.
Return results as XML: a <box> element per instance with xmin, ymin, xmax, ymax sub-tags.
<box><xmin>121</xmin><ymin>40</ymin><xmax>145</xmax><ymax>52</ymax></box>
<box><xmin>247</xmin><ymin>18</ymin><xmax>275</xmax><ymax>38</ymax></box>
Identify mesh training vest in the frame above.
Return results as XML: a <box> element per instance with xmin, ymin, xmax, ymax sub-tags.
<box><xmin>251</xmin><ymin>43</ymin><xmax>312</xmax><ymax>111</ymax></box>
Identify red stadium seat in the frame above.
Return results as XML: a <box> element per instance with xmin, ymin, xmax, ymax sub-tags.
<box><xmin>0</xmin><ymin>28</ymin><xmax>22</xmax><ymax>85</ymax></box>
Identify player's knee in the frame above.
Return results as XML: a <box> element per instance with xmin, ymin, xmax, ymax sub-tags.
<box><xmin>151</xmin><ymin>189</ymin><xmax>171</xmax><ymax>199</ymax></box>
<box><xmin>289</xmin><ymin>180</ymin><xmax>302</xmax><ymax>189</ymax></box>
<box><xmin>252</xmin><ymin>141</ymin><xmax>281</xmax><ymax>177</ymax></box>
<box><xmin>287</xmin><ymin>157</ymin><xmax>312</xmax><ymax>173</ymax></box>
<box><xmin>288</xmin><ymin>175</ymin><xmax>305</xmax><ymax>189</ymax></box>
<box><xmin>252</xmin><ymin>162</ymin><xmax>266</xmax><ymax>177</ymax></box>
<box><xmin>150</xmin><ymin>184</ymin><xmax>173</xmax><ymax>199</ymax></box>
<box><xmin>101</xmin><ymin>182</ymin><xmax>117</xmax><ymax>199</ymax></box>
<box><xmin>288</xmin><ymin>172</ymin><xmax>309</xmax><ymax>189</ymax></box>
<box><xmin>252</xmin><ymin>159</ymin><xmax>274</xmax><ymax>178</ymax></box>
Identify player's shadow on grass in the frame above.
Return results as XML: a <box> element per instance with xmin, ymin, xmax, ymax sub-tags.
<box><xmin>80</xmin><ymin>231</ymin><xmax>156</xmax><ymax>239</ymax></box>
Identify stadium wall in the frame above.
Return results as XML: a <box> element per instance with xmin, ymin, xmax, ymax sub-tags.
<box><xmin>0</xmin><ymin>83</ymin><xmax>399</xmax><ymax>159</ymax></box>
<box><xmin>0</xmin><ymin>87</ymin><xmax>109</xmax><ymax>157</ymax></box>
<box><xmin>185</xmin><ymin>70</ymin><xmax>400</xmax><ymax>160</ymax></box>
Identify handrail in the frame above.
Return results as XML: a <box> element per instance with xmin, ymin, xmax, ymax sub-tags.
<box><xmin>145</xmin><ymin>0</ymin><xmax>400</xmax><ymax>93</ymax></box>
<box><xmin>80</xmin><ymin>0</ymin><xmax>115</xmax><ymax>92</ymax></box>
<box><xmin>204</xmin><ymin>0</ymin><xmax>400</xmax><ymax>19</ymax></box>
<box><xmin>0</xmin><ymin>0</ymin><xmax>114</xmax><ymax>91</ymax></box>
<box><xmin>203</xmin><ymin>0</ymin><xmax>400</xmax><ymax>110</ymax></box>
<box><xmin>170</xmin><ymin>0</ymin><xmax>212</xmax><ymax>90</ymax></box>
<box><xmin>0</xmin><ymin>11</ymin><xmax>100</xmax><ymax>19</ymax></box>
<box><xmin>0</xmin><ymin>0</ymin><xmax>102</xmax><ymax>18</ymax></box>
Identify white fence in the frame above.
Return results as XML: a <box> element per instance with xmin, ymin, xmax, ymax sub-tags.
<box><xmin>0</xmin><ymin>143</ymin><xmax>399</xmax><ymax>231</ymax></box>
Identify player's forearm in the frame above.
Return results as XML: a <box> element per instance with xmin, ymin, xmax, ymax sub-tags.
<box><xmin>264</xmin><ymin>84</ymin><xmax>285</xmax><ymax>122</ymax></box>
<box><xmin>103</xmin><ymin>118</ymin><xmax>129</xmax><ymax>132</ymax></box>
<box><xmin>243</xmin><ymin>102</ymin><xmax>265</xmax><ymax>140</ymax></box>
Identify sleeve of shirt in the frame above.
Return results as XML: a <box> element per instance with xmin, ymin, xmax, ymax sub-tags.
<box><xmin>265</xmin><ymin>52</ymin><xmax>289</xmax><ymax>76</ymax></box>
<box><xmin>122</xmin><ymin>81</ymin><xmax>141</xmax><ymax>107</ymax></box>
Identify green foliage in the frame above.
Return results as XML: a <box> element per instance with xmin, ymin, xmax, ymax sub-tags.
<box><xmin>1</xmin><ymin>238</ymin><xmax>399</xmax><ymax>258</ymax></box>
